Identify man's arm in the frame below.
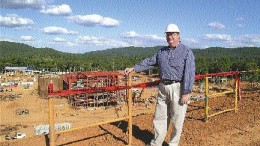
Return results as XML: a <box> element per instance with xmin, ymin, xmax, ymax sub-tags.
<box><xmin>181</xmin><ymin>50</ymin><xmax>195</xmax><ymax>104</ymax></box>
<box><xmin>124</xmin><ymin>53</ymin><xmax>158</xmax><ymax>75</ymax></box>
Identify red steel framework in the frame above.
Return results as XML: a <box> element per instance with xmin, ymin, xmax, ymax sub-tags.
<box><xmin>48</xmin><ymin>71</ymin><xmax>160</xmax><ymax>108</ymax></box>
<box><xmin>55</xmin><ymin>71</ymin><xmax>127</xmax><ymax>109</ymax></box>
<box><xmin>62</xmin><ymin>71</ymin><xmax>121</xmax><ymax>89</ymax></box>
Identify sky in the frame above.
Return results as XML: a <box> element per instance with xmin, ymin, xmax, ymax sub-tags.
<box><xmin>0</xmin><ymin>0</ymin><xmax>260</xmax><ymax>54</ymax></box>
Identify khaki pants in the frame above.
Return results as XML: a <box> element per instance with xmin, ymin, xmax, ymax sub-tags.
<box><xmin>150</xmin><ymin>82</ymin><xmax>187</xmax><ymax>146</ymax></box>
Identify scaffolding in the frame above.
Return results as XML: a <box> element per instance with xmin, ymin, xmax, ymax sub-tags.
<box><xmin>195</xmin><ymin>71</ymin><xmax>240</xmax><ymax>122</ymax></box>
<box><xmin>46</xmin><ymin>71</ymin><xmax>126</xmax><ymax>109</ymax></box>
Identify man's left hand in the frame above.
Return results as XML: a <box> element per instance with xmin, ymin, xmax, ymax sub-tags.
<box><xmin>181</xmin><ymin>94</ymin><xmax>189</xmax><ymax>104</ymax></box>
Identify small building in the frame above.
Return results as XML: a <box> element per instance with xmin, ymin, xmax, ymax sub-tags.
<box><xmin>4</xmin><ymin>66</ymin><xmax>36</xmax><ymax>76</ymax></box>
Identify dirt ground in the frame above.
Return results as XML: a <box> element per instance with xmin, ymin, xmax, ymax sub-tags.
<box><xmin>0</xmin><ymin>74</ymin><xmax>259</xmax><ymax>146</ymax></box>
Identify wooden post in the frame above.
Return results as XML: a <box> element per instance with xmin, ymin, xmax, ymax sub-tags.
<box><xmin>48</xmin><ymin>82</ymin><xmax>55</xmax><ymax>146</ymax></box>
<box><xmin>205</xmin><ymin>75</ymin><xmax>209</xmax><ymax>122</ymax></box>
<box><xmin>235</xmin><ymin>72</ymin><xmax>238</xmax><ymax>113</ymax></box>
<box><xmin>128</xmin><ymin>72</ymin><xmax>133</xmax><ymax>145</ymax></box>
<box><xmin>48</xmin><ymin>97</ymin><xmax>55</xmax><ymax>146</ymax></box>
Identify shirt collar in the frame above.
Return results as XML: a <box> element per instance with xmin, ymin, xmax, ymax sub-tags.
<box><xmin>168</xmin><ymin>43</ymin><xmax>180</xmax><ymax>50</ymax></box>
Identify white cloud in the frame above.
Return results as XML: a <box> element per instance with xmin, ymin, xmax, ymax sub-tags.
<box><xmin>53</xmin><ymin>37</ymin><xmax>66</xmax><ymax>42</ymax></box>
<box><xmin>204</xmin><ymin>34</ymin><xmax>232</xmax><ymax>41</ymax></box>
<box><xmin>51</xmin><ymin>36</ymin><xmax>128</xmax><ymax>53</ymax></box>
<box><xmin>0</xmin><ymin>0</ymin><xmax>45</xmax><ymax>9</ymax></box>
<box><xmin>76</xmin><ymin>35</ymin><xmax>129</xmax><ymax>47</ymax></box>
<box><xmin>121</xmin><ymin>31</ymin><xmax>165</xmax><ymax>47</ymax></box>
<box><xmin>42</xmin><ymin>26</ymin><xmax>78</xmax><ymax>35</ymax></box>
<box><xmin>235</xmin><ymin>34</ymin><xmax>260</xmax><ymax>46</ymax></box>
<box><xmin>122</xmin><ymin>31</ymin><xmax>140</xmax><ymax>38</ymax></box>
<box><xmin>143</xmin><ymin>35</ymin><xmax>165</xmax><ymax>42</ymax></box>
<box><xmin>0</xmin><ymin>14</ymin><xmax>34</xmax><ymax>28</ymax></box>
<box><xmin>66</xmin><ymin>41</ymin><xmax>79</xmax><ymax>47</ymax></box>
<box><xmin>182</xmin><ymin>38</ymin><xmax>207</xmax><ymax>49</ymax></box>
<box><xmin>0</xmin><ymin>37</ymin><xmax>16</xmax><ymax>42</ymax></box>
<box><xmin>208</xmin><ymin>22</ymin><xmax>225</xmax><ymax>30</ymax></box>
<box><xmin>77</xmin><ymin>36</ymin><xmax>105</xmax><ymax>45</ymax></box>
<box><xmin>185</xmin><ymin>38</ymin><xmax>197</xmax><ymax>44</ymax></box>
<box><xmin>21</xmin><ymin>35</ymin><xmax>35</xmax><ymax>41</ymax></box>
<box><xmin>40</xmin><ymin>4</ymin><xmax>72</xmax><ymax>15</ymax></box>
<box><xmin>67</xmin><ymin>14</ymin><xmax>120</xmax><ymax>27</ymax></box>
<box><xmin>101</xmin><ymin>17</ymin><xmax>120</xmax><ymax>27</ymax></box>
<box><xmin>204</xmin><ymin>34</ymin><xmax>260</xmax><ymax>48</ymax></box>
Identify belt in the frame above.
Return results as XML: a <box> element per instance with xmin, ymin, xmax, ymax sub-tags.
<box><xmin>160</xmin><ymin>79</ymin><xmax>181</xmax><ymax>85</ymax></box>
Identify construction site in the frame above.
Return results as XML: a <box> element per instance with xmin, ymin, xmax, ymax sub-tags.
<box><xmin>0</xmin><ymin>70</ymin><xmax>259</xmax><ymax>146</ymax></box>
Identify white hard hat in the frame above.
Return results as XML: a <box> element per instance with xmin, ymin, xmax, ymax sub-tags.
<box><xmin>165</xmin><ymin>23</ymin><xmax>180</xmax><ymax>33</ymax></box>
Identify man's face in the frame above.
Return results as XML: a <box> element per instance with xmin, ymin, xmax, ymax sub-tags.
<box><xmin>166</xmin><ymin>32</ymin><xmax>180</xmax><ymax>47</ymax></box>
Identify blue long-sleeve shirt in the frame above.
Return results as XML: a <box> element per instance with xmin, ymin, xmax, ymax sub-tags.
<box><xmin>133</xmin><ymin>43</ymin><xmax>195</xmax><ymax>95</ymax></box>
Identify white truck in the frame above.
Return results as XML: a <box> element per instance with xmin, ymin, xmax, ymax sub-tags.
<box><xmin>5</xmin><ymin>132</ymin><xmax>26</xmax><ymax>140</ymax></box>
<box><xmin>13</xmin><ymin>132</ymin><xmax>26</xmax><ymax>139</ymax></box>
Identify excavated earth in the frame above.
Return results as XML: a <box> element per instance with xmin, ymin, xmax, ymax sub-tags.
<box><xmin>0</xmin><ymin>75</ymin><xmax>259</xmax><ymax>146</ymax></box>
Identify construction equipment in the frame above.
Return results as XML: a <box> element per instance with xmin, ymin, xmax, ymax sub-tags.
<box><xmin>16</xmin><ymin>109</ymin><xmax>29</xmax><ymax>115</ymax></box>
<box><xmin>5</xmin><ymin>132</ymin><xmax>26</xmax><ymax>140</ymax></box>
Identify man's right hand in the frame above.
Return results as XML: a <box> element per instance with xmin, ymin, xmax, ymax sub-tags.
<box><xmin>124</xmin><ymin>68</ymin><xmax>134</xmax><ymax>75</ymax></box>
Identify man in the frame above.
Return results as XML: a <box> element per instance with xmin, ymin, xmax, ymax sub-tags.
<box><xmin>124</xmin><ymin>23</ymin><xmax>195</xmax><ymax>146</ymax></box>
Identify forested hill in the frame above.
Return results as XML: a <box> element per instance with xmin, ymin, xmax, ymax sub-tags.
<box><xmin>0</xmin><ymin>41</ymin><xmax>259</xmax><ymax>73</ymax></box>
<box><xmin>0</xmin><ymin>41</ymin><xmax>76</xmax><ymax>58</ymax></box>
<box><xmin>86</xmin><ymin>46</ymin><xmax>260</xmax><ymax>60</ymax></box>
<box><xmin>193</xmin><ymin>47</ymin><xmax>260</xmax><ymax>59</ymax></box>
<box><xmin>84</xmin><ymin>46</ymin><xmax>162</xmax><ymax>58</ymax></box>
